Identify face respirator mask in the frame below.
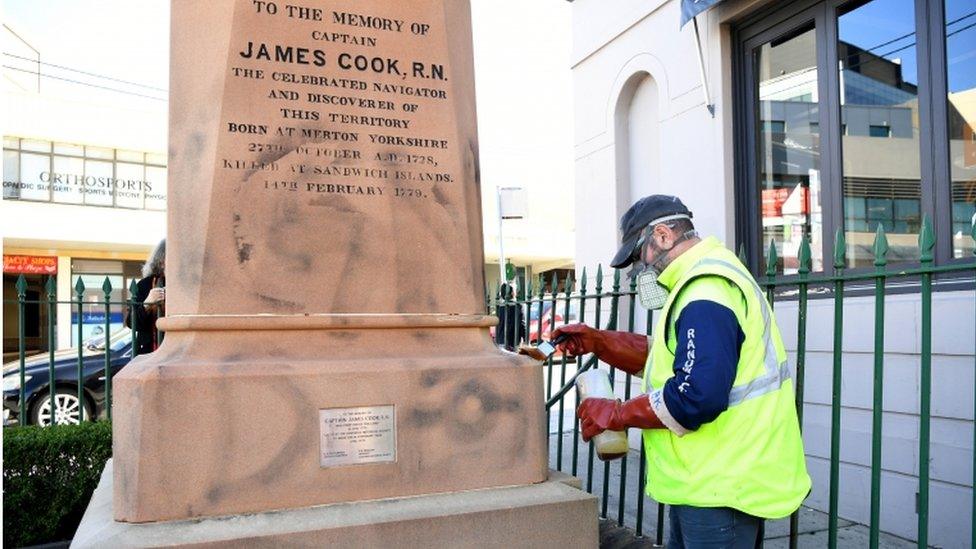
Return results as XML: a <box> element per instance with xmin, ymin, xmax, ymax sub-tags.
<box><xmin>636</xmin><ymin>268</ymin><xmax>669</xmax><ymax>310</ymax></box>
<box><xmin>630</xmin><ymin>215</ymin><xmax>697</xmax><ymax>310</ymax></box>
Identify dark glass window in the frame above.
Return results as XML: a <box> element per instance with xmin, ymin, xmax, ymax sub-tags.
<box><xmin>869</xmin><ymin>125</ymin><xmax>892</xmax><ymax>138</ymax></box>
<box><xmin>735</xmin><ymin>0</ymin><xmax>976</xmax><ymax>273</ymax></box>
<box><xmin>754</xmin><ymin>24</ymin><xmax>823</xmax><ymax>274</ymax></box>
<box><xmin>945</xmin><ymin>0</ymin><xmax>976</xmax><ymax>258</ymax></box>
<box><xmin>839</xmin><ymin>0</ymin><xmax>920</xmax><ymax>267</ymax></box>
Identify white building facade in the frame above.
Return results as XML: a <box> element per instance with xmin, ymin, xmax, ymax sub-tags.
<box><xmin>571</xmin><ymin>0</ymin><xmax>975</xmax><ymax>546</ymax></box>
<box><xmin>2</xmin><ymin>57</ymin><xmax>168</xmax><ymax>358</ymax></box>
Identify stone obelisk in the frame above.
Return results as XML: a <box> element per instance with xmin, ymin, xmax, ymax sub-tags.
<box><xmin>73</xmin><ymin>1</ymin><xmax>598</xmax><ymax>545</ymax></box>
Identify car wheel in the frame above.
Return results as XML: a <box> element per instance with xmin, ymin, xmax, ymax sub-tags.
<box><xmin>31</xmin><ymin>389</ymin><xmax>91</xmax><ymax>426</ymax></box>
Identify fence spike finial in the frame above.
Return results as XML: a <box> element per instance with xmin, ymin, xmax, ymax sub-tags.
<box><xmin>918</xmin><ymin>215</ymin><xmax>935</xmax><ymax>263</ymax></box>
<box><xmin>102</xmin><ymin>276</ymin><xmax>113</xmax><ymax>294</ymax></box>
<box><xmin>612</xmin><ymin>268</ymin><xmax>621</xmax><ymax>292</ymax></box>
<box><xmin>872</xmin><ymin>224</ymin><xmax>889</xmax><ymax>267</ymax></box>
<box><xmin>833</xmin><ymin>228</ymin><xmax>847</xmax><ymax>270</ymax></box>
<box><xmin>537</xmin><ymin>275</ymin><xmax>546</xmax><ymax>298</ymax></box>
<box><xmin>525</xmin><ymin>276</ymin><xmax>533</xmax><ymax>299</ymax></box>
<box><xmin>595</xmin><ymin>264</ymin><xmax>603</xmax><ymax>293</ymax></box>
<box><xmin>564</xmin><ymin>271</ymin><xmax>574</xmax><ymax>296</ymax></box>
<box><xmin>15</xmin><ymin>274</ymin><xmax>27</xmax><ymax>295</ymax></box>
<box><xmin>579</xmin><ymin>267</ymin><xmax>588</xmax><ymax>293</ymax></box>
<box><xmin>798</xmin><ymin>235</ymin><xmax>812</xmax><ymax>275</ymax></box>
<box><xmin>45</xmin><ymin>276</ymin><xmax>57</xmax><ymax>296</ymax></box>
<box><xmin>74</xmin><ymin>276</ymin><xmax>86</xmax><ymax>295</ymax></box>
<box><xmin>550</xmin><ymin>272</ymin><xmax>559</xmax><ymax>296</ymax></box>
<box><xmin>766</xmin><ymin>239</ymin><xmax>778</xmax><ymax>278</ymax></box>
<box><xmin>737</xmin><ymin>243</ymin><xmax>748</xmax><ymax>264</ymax></box>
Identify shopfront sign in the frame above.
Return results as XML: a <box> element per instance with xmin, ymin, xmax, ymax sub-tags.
<box><xmin>3</xmin><ymin>138</ymin><xmax>167</xmax><ymax>211</ymax></box>
<box><xmin>3</xmin><ymin>255</ymin><xmax>58</xmax><ymax>275</ymax></box>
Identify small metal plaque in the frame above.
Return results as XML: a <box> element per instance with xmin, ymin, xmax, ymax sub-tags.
<box><xmin>319</xmin><ymin>406</ymin><xmax>396</xmax><ymax>468</ymax></box>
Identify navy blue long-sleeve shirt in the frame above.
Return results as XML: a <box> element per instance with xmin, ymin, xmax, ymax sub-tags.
<box><xmin>660</xmin><ymin>299</ymin><xmax>745</xmax><ymax>431</ymax></box>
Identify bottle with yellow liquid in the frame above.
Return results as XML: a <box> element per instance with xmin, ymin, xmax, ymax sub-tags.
<box><xmin>575</xmin><ymin>369</ymin><xmax>630</xmax><ymax>460</ymax></box>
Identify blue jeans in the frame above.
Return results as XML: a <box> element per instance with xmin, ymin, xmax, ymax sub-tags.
<box><xmin>669</xmin><ymin>505</ymin><xmax>764</xmax><ymax>549</ymax></box>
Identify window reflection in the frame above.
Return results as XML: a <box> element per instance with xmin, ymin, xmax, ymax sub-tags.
<box><xmin>946</xmin><ymin>0</ymin><xmax>976</xmax><ymax>258</ymax></box>
<box><xmin>756</xmin><ymin>24</ymin><xmax>824</xmax><ymax>274</ymax></box>
<box><xmin>838</xmin><ymin>0</ymin><xmax>921</xmax><ymax>267</ymax></box>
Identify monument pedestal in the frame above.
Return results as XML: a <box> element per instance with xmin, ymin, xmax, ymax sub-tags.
<box><xmin>113</xmin><ymin>317</ymin><xmax>551</xmax><ymax>521</ymax></box>
<box><xmin>73</xmin><ymin>461</ymin><xmax>597</xmax><ymax>548</ymax></box>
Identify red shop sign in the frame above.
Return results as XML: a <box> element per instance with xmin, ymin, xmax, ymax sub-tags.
<box><xmin>3</xmin><ymin>255</ymin><xmax>58</xmax><ymax>275</ymax></box>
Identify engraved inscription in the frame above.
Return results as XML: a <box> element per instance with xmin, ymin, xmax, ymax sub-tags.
<box><xmin>225</xmin><ymin>1</ymin><xmax>454</xmax><ymax>204</ymax></box>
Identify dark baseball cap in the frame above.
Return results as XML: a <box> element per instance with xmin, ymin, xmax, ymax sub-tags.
<box><xmin>610</xmin><ymin>195</ymin><xmax>693</xmax><ymax>269</ymax></box>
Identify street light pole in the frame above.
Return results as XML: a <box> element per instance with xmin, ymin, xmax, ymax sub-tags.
<box><xmin>496</xmin><ymin>187</ymin><xmax>506</xmax><ymax>284</ymax></box>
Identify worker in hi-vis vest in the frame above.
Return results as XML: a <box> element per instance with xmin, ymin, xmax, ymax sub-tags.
<box><xmin>553</xmin><ymin>195</ymin><xmax>810</xmax><ymax>549</ymax></box>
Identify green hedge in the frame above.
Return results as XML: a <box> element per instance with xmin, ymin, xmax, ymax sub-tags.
<box><xmin>3</xmin><ymin>421</ymin><xmax>112</xmax><ymax>548</ymax></box>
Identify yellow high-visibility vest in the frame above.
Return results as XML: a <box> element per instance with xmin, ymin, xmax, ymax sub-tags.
<box><xmin>641</xmin><ymin>237</ymin><xmax>810</xmax><ymax>519</ymax></box>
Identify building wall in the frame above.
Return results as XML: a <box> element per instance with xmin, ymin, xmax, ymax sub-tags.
<box><xmin>777</xmin><ymin>290</ymin><xmax>975</xmax><ymax>546</ymax></box>
<box><xmin>572</xmin><ymin>0</ymin><xmax>737</xmax><ymax>282</ymax></box>
<box><xmin>4</xmin><ymin>90</ymin><xmax>166</xmax><ymax>153</ymax></box>
<box><xmin>571</xmin><ymin>0</ymin><xmax>975</xmax><ymax>546</ymax></box>
<box><xmin>3</xmin><ymin>201</ymin><xmax>165</xmax><ymax>252</ymax></box>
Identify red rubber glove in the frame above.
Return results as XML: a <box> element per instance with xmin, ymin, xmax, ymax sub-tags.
<box><xmin>576</xmin><ymin>395</ymin><xmax>664</xmax><ymax>442</ymax></box>
<box><xmin>552</xmin><ymin>324</ymin><xmax>648</xmax><ymax>376</ymax></box>
<box><xmin>551</xmin><ymin>323</ymin><xmax>602</xmax><ymax>356</ymax></box>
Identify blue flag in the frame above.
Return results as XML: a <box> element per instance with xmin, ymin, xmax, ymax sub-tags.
<box><xmin>681</xmin><ymin>0</ymin><xmax>724</xmax><ymax>27</ymax></box>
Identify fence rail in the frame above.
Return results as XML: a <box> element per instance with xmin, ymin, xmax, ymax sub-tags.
<box><xmin>2</xmin><ymin>218</ymin><xmax>974</xmax><ymax>547</ymax></box>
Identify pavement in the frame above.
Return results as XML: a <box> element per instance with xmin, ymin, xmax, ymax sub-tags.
<box><xmin>547</xmin><ymin>431</ymin><xmax>920</xmax><ymax>548</ymax></box>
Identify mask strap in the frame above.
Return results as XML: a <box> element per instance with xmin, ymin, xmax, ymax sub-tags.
<box><xmin>638</xmin><ymin>222</ymin><xmax>697</xmax><ymax>273</ymax></box>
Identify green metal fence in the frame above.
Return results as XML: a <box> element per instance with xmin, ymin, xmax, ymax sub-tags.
<box><xmin>3</xmin><ymin>277</ymin><xmax>153</xmax><ymax>427</ymax></box>
<box><xmin>489</xmin><ymin>217</ymin><xmax>976</xmax><ymax>549</ymax></box>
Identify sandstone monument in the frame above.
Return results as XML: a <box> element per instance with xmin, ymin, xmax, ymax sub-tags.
<box><xmin>72</xmin><ymin>0</ymin><xmax>596</xmax><ymax>546</ymax></box>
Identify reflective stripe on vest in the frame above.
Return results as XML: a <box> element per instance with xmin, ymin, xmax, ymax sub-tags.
<box><xmin>685</xmin><ymin>258</ymin><xmax>791</xmax><ymax>407</ymax></box>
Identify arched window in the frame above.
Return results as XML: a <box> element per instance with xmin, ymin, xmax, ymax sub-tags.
<box><xmin>614</xmin><ymin>73</ymin><xmax>660</xmax><ymax>221</ymax></box>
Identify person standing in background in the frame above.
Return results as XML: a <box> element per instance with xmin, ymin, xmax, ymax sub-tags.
<box><xmin>127</xmin><ymin>239</ymin><xmax>166</xmax><ymax>355</ymax></box>
<box><xmin>495</xmin><ymin>282</ymin><xmax>526</xmax><ymax>351</ymax></box>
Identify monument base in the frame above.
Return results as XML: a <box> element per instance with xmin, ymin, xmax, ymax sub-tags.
<box><xmin>72</xmin><ymin>461</ymin><xmax>598</xmax><ymax>548</ymax></box>
<box><xmin>113</xmin><ymin>321</ymin><xmax>550</xmax><ymax>522</ymax></box>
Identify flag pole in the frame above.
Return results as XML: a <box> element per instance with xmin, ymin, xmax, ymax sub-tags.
<box><xmin>692</xmin><ymin>17</ymin><xmax>715</xmax><ymax>117</ymax></box>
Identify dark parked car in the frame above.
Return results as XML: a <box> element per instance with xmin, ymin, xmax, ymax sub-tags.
<box><xmin>2</xmin><ymin>329</ymin><xmax>133</xmax><ymax>426</ymax></box>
